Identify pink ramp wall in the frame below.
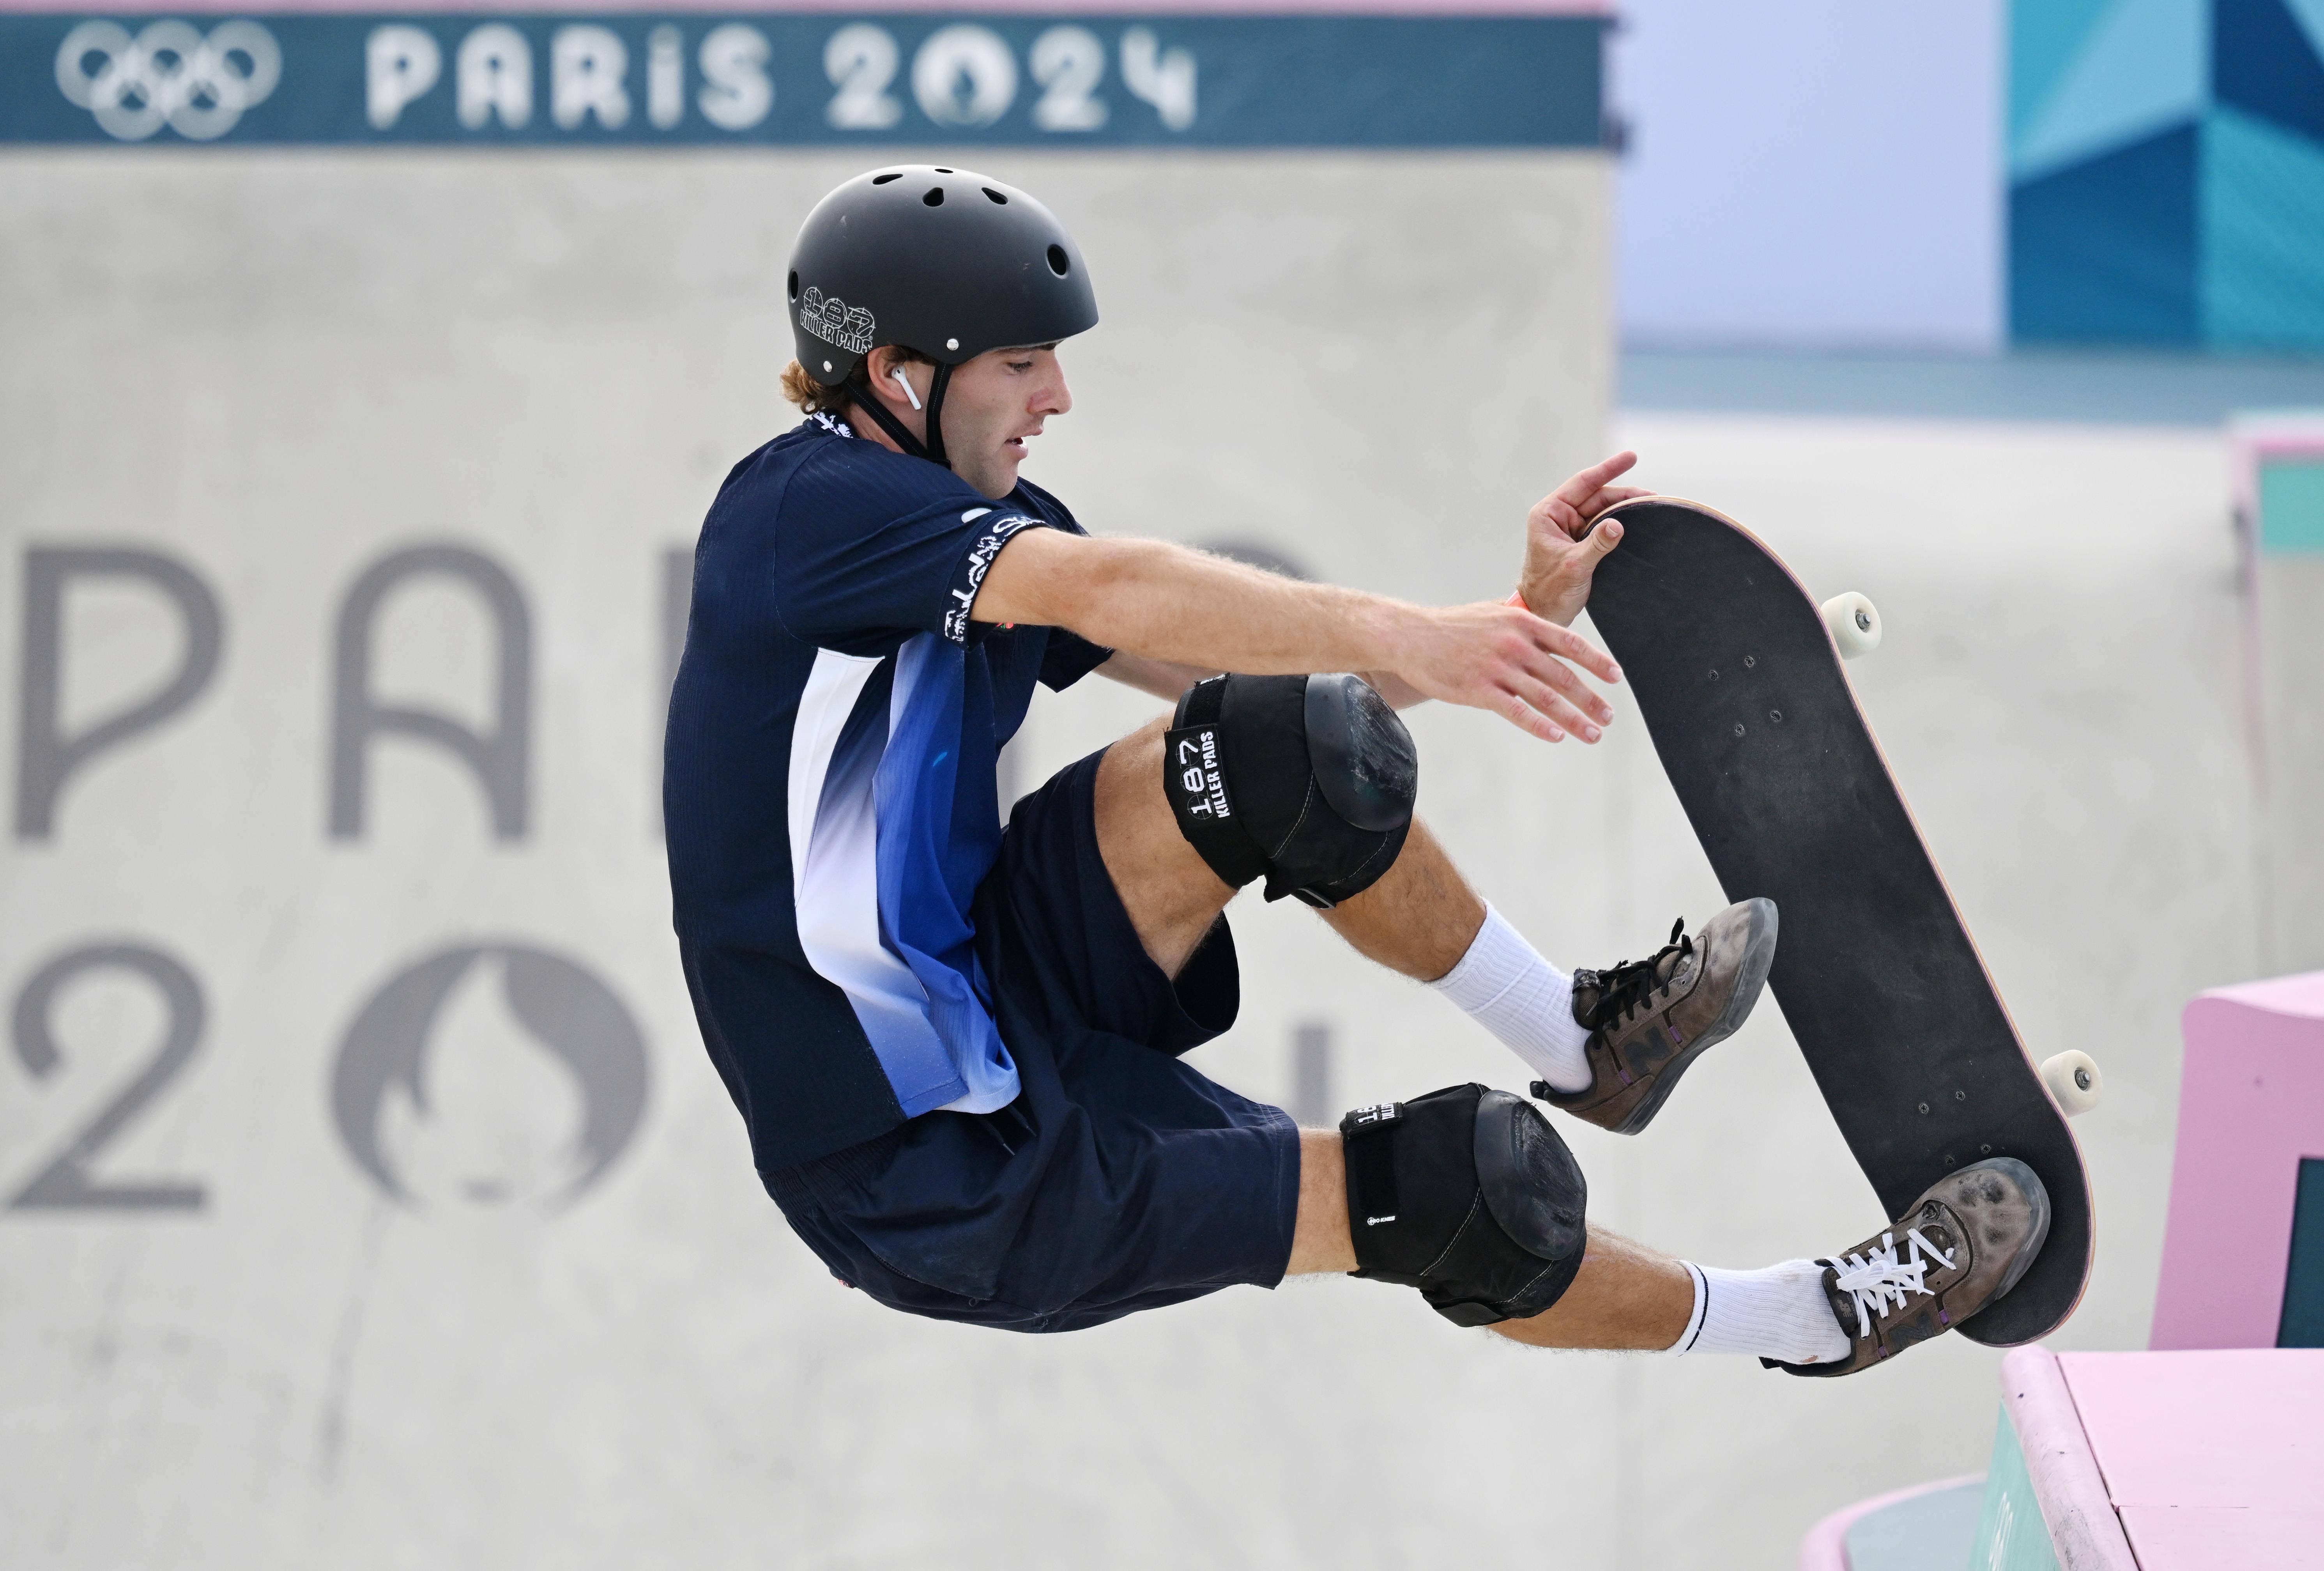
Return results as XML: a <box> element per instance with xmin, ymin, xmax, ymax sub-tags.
<box><xmin>2058</xmin><ymin>1349</ymin><xmax>2324</xmax><ymax>1571</ymax></box>
<box><xmin>2152</xmin><ymin>973</ymin><xmax>2324</xmax><ymax>1349</ymax></box>
<box><xmin>1998</xmin><ymin>1347</ymin><xmax>2324</xmax><ymax>1571</ymax></box>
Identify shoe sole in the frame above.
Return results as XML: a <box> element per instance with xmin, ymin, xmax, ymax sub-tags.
<box><xmin>1609</xmin><ymin>896</ymin><xmax>1779</xmax><ymax>1135</ymax></box>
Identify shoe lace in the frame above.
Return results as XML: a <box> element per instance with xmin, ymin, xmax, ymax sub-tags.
<box><xmin>1825</xmin><ymin>1227</ymin><xmax>1956</xmax><ymax>1340</ymax></box>
<box><xmin>1578</xmin><ymin>918</ymin><xmax>1693</xmax><ymax>1032</ymax></box>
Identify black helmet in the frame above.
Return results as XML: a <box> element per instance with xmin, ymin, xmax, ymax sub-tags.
<box><xmin>786</xmin><ymin>165</ymin><xmax>1098</xmax><ymax>468</ymax></box>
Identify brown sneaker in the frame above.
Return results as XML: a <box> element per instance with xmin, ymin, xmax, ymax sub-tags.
<box><xmin>1533</xmin><ymin>898</ymin><xmax>1778</xmax><ymax>1134</ymax></box>
<box><xmin>1772</xmin><ymin>1157</ymin><xmax>2052</xmax><ymax>1377</ymax></box>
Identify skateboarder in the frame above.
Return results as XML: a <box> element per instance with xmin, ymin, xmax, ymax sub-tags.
<box><xmin>664</xmin><ymin>167</ymin><xmax>2050</xmax><ymax>1376</ymax></box>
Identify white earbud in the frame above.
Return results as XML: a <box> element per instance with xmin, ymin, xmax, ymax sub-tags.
<box><xmin>890</xmin><ymin>367</ymin><xmax>923</xmax><ymax>411</ymax></box>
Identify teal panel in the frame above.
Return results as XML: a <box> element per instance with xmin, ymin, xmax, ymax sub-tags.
<box><xmin>2280</xmin><ymin>1156</ymin><xmax>2324</xmax><ymax>1343</ymax></box>
<box><xmin>2014</xmin><ymin>0</ymin><xmax>2123</xmax><ymax>142</ymax></box>
<box><xmin>2259</xmin><ymin>461</ymin><xmax>2324</xmax><ymax>553</ymax></box>
<box><xmin>2202</xmin><ymin>108</ymin><xmax>2324</xmax><ymax>349</ymax></box>
<box><xmin>1970</xmin><ymin>1413</ymin><xmax>2065</xmax><ymax>1571</ymax></box>
<box><xmin>2013</xmin><ymin>0</ymin><xmax>2209</xmax><ymax>179</ymax></box>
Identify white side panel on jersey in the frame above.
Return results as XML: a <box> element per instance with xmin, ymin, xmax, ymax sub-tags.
<box><xmin>786</xmin><ymin>645</ymin><xmax>949</xmax><ymax>1089</ymax></box>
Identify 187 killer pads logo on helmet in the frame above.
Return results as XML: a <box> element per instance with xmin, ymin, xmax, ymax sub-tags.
<box><xmin>786</xmin><ymin>165</ymin><xmax>1098</xmax><ymax>393</ymax></box>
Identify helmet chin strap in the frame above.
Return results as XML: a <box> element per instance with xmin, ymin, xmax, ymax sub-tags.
<box><xmin>848</xmin><ymin>358</ymin><xmax>955</xmax><ymax>469</ymax></box>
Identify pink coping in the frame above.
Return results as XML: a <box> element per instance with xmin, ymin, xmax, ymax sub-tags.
<box><xmin>1793</xmin><ymin>1476</ymin><xmax>1981</xmax><ymax>1571</ymax></box>
<box><xmin>1999</xmin><ymin>1348</ymin><xmax>2140</xmax><ymax>1571</ymax></box>
<box><xmin>2152</xmin><ymin>975</ymin><xmax>2324</xmax><ymax>1350</ymax></box>
<box><xmin>2057</xmin><ymin>1349</ymin><xmax>2324</xmax><ymax>1571</ymax></box>
<box><xmin>0</xmin><ymin>0</ymin><xmax>1609</xmax><ymax>14</ymax></box>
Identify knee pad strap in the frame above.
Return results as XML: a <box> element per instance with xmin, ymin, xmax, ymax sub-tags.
<box><xmin>1340</xmin><ymin>1084</ymin><xmax>1588</xmax><ymax>1327</ymax></box>
<box><xmin>1164</xmin><ymin>672</ymin><xmax>1417</xmax><ymax>909</ymax></box>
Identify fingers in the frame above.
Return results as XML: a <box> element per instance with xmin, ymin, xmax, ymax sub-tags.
<box><xmin>1509</xmin><ymin>671</ymin><xmax>1605</xmax><ymax>742</ymax></box>
<box><xmin>1539</xmin><ymin>457</ymin><xmax>1645</xmax><ymax>539</ymax></box>
<box><xmin>1502</xmin><ymin>688</ymin><xmax>1566</xmax><ymax>744</ymax></box>
<box><xmin>1518</xmin><ymin>645</ymin><xmax>1615</xmax><ymax>728</ymax></box>
<box><xmin>1556</xmin><ymin>451</ymin><xmax>1637</xmax><ymax>507</ymax></box>
<box><xmin>1495</xmin><ymin>669</ymin><xmax>1608</xmax><ymax>744</ymax></box>
<box><xmin>1519</xmin><ymin>609</ymin><xmax>1621</xmax><ymax>685</ymax></box>
<box><xmin>1577</xmin><ymin>485</ymin><xmax>1650</xmax><ymax>522</ymax></box>
<box><xmin>1426</xmin><ymin>603</ymin><xmax>1622</xmax><ymax>741</ymax></box>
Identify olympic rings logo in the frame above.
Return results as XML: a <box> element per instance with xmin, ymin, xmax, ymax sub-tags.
<box><xmin>54</xmin><ymin>19</ymin><xmax>281</xmax><ymax>142</ymax></box>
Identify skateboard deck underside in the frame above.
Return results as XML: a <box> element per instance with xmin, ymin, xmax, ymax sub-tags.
<box><xmin>1585</xmin><ymin>499</ymin><xmax>2091</xmax><ymax>1347</ymax></box>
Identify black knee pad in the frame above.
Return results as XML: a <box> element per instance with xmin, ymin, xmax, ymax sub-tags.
<box><xmin>1339</xmin><ymin>1084</ymin><xmax>1588</xmax><ymax>1327</ymax></box>
<box><xmin>1163</xmin><ymin>672</ymin><xmax>1416</xmax><ymax>908</ymax></box>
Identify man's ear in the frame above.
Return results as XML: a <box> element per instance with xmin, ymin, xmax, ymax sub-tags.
<box><xmin>864</xmin><ymin>347</ymin><xmax>925</xmax><ymax>418</ymax></box>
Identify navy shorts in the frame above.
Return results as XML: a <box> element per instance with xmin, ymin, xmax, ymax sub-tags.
<box><xmin>762</xmin><ymin>747</ymin><xmax>1301</xmax><ymax>1333</ymax></box>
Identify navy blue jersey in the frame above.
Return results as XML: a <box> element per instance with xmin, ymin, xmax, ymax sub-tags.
<box><xmin>664</xmin><ymin>415</ymin><xmax>1112</xmax><ymax>1171</ymax></box>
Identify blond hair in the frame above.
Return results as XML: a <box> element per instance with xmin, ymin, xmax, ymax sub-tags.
<box><xmin>779</xmin><ymin>345</ymin><xmax>932</xmax><ymax>418</ymax></box>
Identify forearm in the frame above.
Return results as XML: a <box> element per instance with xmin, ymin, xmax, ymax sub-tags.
<box><xmin>1044</xmin><ymin>538</ymin><xmax>1420</xmax><ymax>677</ymax></box>
<box><xmin>1098</xmin><ymin>651</ymin><xmax>1218</xmax><ymax>701</ymax></box>
<box><xmin>1102</xmin><ymin>649</ymin><xmax>1424</xmax><ymax>710</ymax></box>
<box><xmin>976</xmin><ymin>526</ymin><xmax>1619</xmax><ymax>745</ymax></box>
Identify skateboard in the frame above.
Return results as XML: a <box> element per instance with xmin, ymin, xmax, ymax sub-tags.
<box><xmin>1583</xmin><ymin>496</ymin><xmax>2096</xmax><ymax>1347</ymax></box>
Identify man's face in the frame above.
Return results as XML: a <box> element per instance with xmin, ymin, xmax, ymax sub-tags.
<box><xmin>938</xmin><ymin>344</ymin><xmax>1072</xmax><ymax>499</ymax></box>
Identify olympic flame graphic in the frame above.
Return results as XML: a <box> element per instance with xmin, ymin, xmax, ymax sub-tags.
<box><xmin>331</xmin><ymin>944</ymin><xmax>647</xmax><ymax>1214</ymax></box>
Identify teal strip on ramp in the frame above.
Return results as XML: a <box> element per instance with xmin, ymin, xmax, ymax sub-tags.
<box><xmin>2279</xmin><ymin>1156</ymin><xmax>2324</xmax><ymax>1344</ymax></box>
<box><xmin>1969</xmin><ymin>1412</ymin><xmax>2064</xmax><ymax>1571</ymax></box>
<box><xmin>2260</xmin><ymin>460</ymin><xmax>2324</xmax><ymax>553</ymax></box>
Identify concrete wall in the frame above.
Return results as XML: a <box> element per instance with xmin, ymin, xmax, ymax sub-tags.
<box><xmin>2</xmin><ymin>149</ymin><xmax>1630</xmax><ymax>1569</ymax></box>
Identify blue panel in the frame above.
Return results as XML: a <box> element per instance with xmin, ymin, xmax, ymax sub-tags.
<box><xmin>0</xmin><ymin>13</ymin><xmax>1606</xmax><ymax>148</ymax></box>
<box><xmin>2217</xmin><ymin>0</ymin><xmax>2324</xmax><ymax>144</ymax></box>
<box><xmin>2203</xmin><ymin>107</ymin><xmax>2324</xmax><ymax>349</ymax></box>
<box><xmin>2280</xmin><ymin>1156</ymin><xmax>2324</xmax><ymax>1346</ymax></box>
<box><xmin>2011</xmin><ymin>122</ymin><xmax>2198</xmax><ymax>343</ymax></box>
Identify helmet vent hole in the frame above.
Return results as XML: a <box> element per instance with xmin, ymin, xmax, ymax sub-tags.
<box><xmin>934</xmin><ymin>167</ymin><xmax>953</xmax><ymax>174</ymax></box>
<box><xmin>786</xmin><ymin>270</ymin><xmax>799</xmax><ymax>301</ymax></box>
<box><xmin>983</xmin><ymin>187</ymin><xmax>1008</xmax><ymax>204</ymax></box>
<box><xmin>923</xmin><ymin>186</ymin><xmax>945</xmax><ymax>207</ymax></box>
<box><xmin>871</xmin><ymin>171</ymin><xmax>902</xmax><ymax>185</ymax></box>
<box><xmin>1047</xmin><ymin>244</ymin><xmax>1069</xmax><ymax>276</ymax></box>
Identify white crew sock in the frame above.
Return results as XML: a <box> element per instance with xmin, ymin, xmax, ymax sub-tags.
<box><xmin>1426</xmin><ymin>904</ymin><xmax>1594</xmax><ymax>1093</ymax></box>
<box><xmin>1668</xmin><ymin>1260</ymin><xmax>1850</xmax><ymax>1366</ymax></box>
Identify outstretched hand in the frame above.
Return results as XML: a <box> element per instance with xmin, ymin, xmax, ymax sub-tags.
<box><xmin>1517</xmin><ymin>451</ymin><xmax>1650</xmax><ymax>628</ymax></box>
<box><xmin>1390</xmin><ymin>599</ymin><xmax>1622</xmax><ymax>744</ymax></box>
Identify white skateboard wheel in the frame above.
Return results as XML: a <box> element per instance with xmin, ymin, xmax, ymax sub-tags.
<box><xmin>1822</xmin><ymin>592</ymin><xmax>1882</xmax><ymax>658</ymax></box>
<box><xmin>2041</xmin><ymin>1050</ymin><xmax>2102</xmax><ymax>1116</ymax></box>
